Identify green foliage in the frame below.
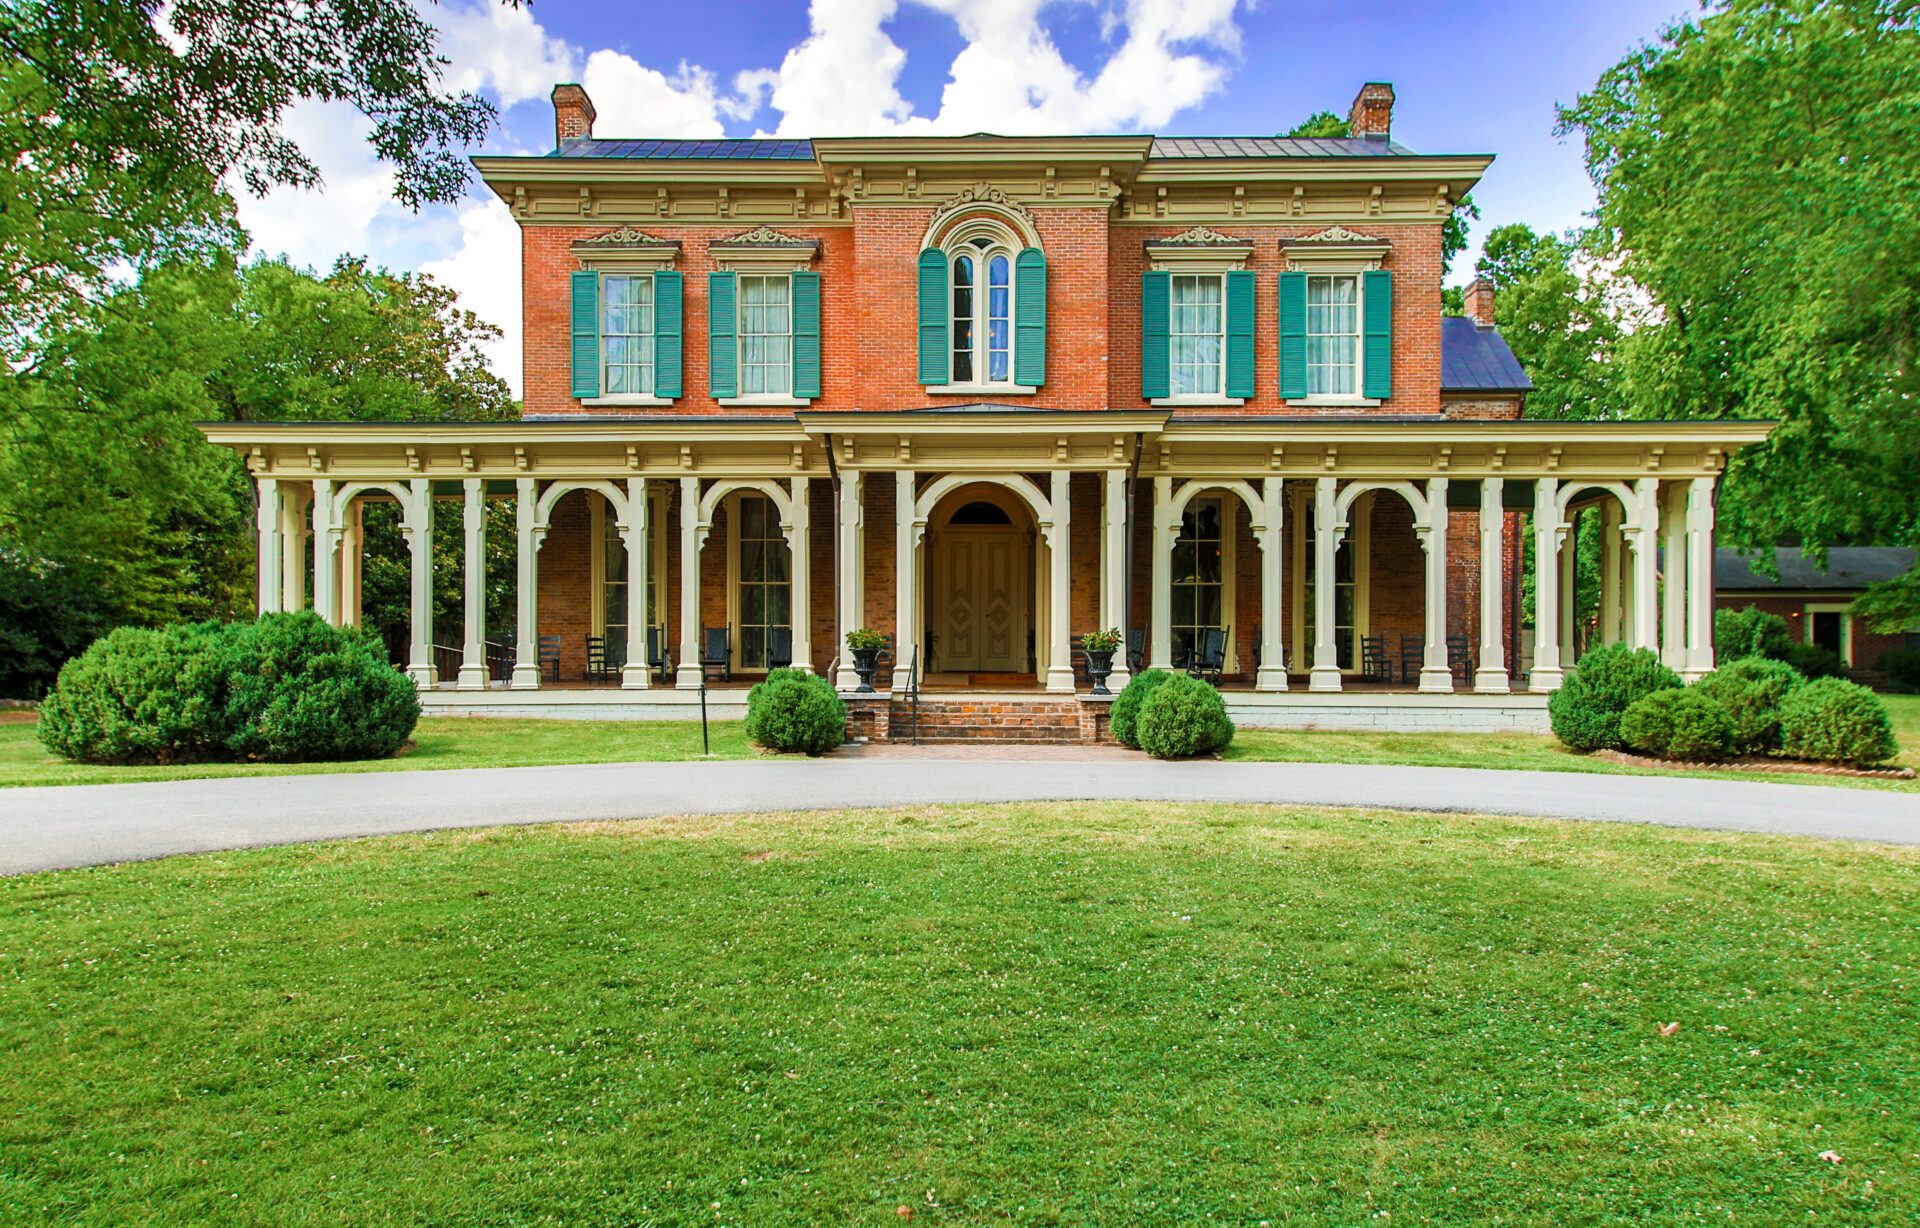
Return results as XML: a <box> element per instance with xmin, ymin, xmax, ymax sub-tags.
<box><xmin>36</xmin><ymin>612</ymin><xmax>418</xmax><ymax>764</ymax></box>
<box><xmin>0</xmin><ymin>0</ymin><xmax>497</xmax><ymax>354</ymax></box>
<box><xmin>1557</xmin><ymin>0</ymin><xmax>1920</xmax><ymax>614</ymax></box>
<box><xmin>744</xmin><ymin>673</ymin><xmax>846</xmax><ymax>756</ymax></box>
<box><xmin>1715</xmin><ymin>605</ymin><xmax>1793</xmax><ymax>662</ymax></box>
<box><xmin>1081</xmin><ymin>627</ymin><xmax>1121</xmax><ymax>653</ymax></box>
<box><xmin>0</xmin><ymin>547</ymin><xmax>115</xmax><ymax>697</ymax></box>
<box><xmin>1785</xmin><ymin>642</ymin><xmax>1847</xmax><ymax>681</ymax></box>
<box><xmin>1619</xmin><ymin>688</ymin><xmax>1737</xmax><ymax>760</ymax></box>
<box><xmin>1135</xmin><ymin>674</ymin><xmax>1235</xmax><ymax>759</ymax></box>
<box><xmin>1778</xmin><ymin>677</ymin><xmax>1898</xmax><ymax>765</ymax></box>
<box><xmin>1472</xmin><ymin>224</ymin><xmax>1623</xmax><ymax>421</ymax></box>
<box><xmin>1109</xmin><ymin>668</ymin><xmax>1176</xmax><ymax>750</ymax></box>
<box><xmin>1691</xmin><ymin>657</ymin><xmax>1804</xmax><ymax>754</ymax></box>
<box><xmin>1878</xmin><ymin>647</ymin><xmax>1920</xmax><ymax>690</ymax></box>
<box><xmin>845</xmin><ymin>628</ymin><xmax>886</xmax><ymax>652</ymax></box>
<box><xmin>1548</xmin><ymin>643</ymin><xmax>1683</xmax><ymax>751</ymax></box>
<box><xmin>1281</xmin><ymin>110</ymin><xmax>1350</xmax><ymax>139</ymax></box>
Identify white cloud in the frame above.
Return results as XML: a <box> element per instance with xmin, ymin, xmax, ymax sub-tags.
<box><xmin>234</xmin><ymin>101</ymin><xmax>395</xmax><ymax>269</ymax></box>
<box><xmin>581</xmin><ymin>52</ymin><xmax>744</xmax><ymax>138</ymax></box>
<box><xmin>430</xmin><ymin>0</ymin><xmax>580</xmax><ymax>108</ymax></box>
<box><xmin>419</xmin><ymin>197</ymin><xmax>524</xmax><ymax>393</ymax></box>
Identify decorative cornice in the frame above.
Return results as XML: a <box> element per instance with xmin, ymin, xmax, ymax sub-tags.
<box><xmin>714</xmin><ymin>225</ymin><xmax>818</xmax><ymax>249</ymax></box>
<box><xmin>1145</xmin><ymin>225</ymin><xmax>1252</xmax><ymax>248</ymax></box>
<box><xmin>1286</xmin><ymin>225</ymin><xmax>1384</xmax><ymax>245</ymax></box>
<box><xmin>573</xmin><ymin>226</ymin><xmax>679</xmax><ymax>248</ymax></box>
<box><xmin>929</xmin><ymin>182</ymin><xmax>1037</xmax><ymax>230</ymax></box>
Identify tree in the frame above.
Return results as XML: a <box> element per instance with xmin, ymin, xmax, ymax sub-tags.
<box><xmin>1281</xmin><ymin>110</ymin><xmax>1478</xmax><ymax>274</ymax></box>
<box><xmin>0</xmin><ymin>0</ymin><xmax>500</xmax><ymax>358</ymax></box>
<box><xmin>1472</xmin><ymin>224</ymin><xmax>1623</xmax><ymax>421</ymax></box>
<box><xmin>1558</xmin><ymin>0</ymin><xmax>1920</xmax><ymax>623</ymax></box>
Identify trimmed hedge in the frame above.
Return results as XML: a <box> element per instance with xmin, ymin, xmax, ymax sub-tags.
<box><xmin>1778</xmin><ymin>677</ymin><xmax>1898</xmax><ymax>766</ymax></box>
<box><xmin>1691</xmin><ymin>657</ymin><xmax>1803</xmax><ymax>755</ymax></box>
<box><xmin>1785</xmin><ymin>641</ymin><xmax>1847</xmax><ymax>680</ymax></box>
<box><xmin>1547</xmin><ymin>643</ymin><xmax>1683</xmax><ymax>752</ymax></box>
<box><xmin>1110</xmin><ymin>669</ymin><xmax>1176</xmax><ymax>750</ymax></box>
<box><xmin>1881</xmin><ymin>646</ymin><xmax>1920</xmax><ymax>690</ymax></box>
<box><xmin>1715</xmin><ymin>605</ymin><xmax>1792</xmax><ymax>662</ymax></box>
<box><xmin>745</xmin><ymin>670</ymin><xmax>846</xmax><ymax>755</ymax></box>
<box><xmin>1135</xmin><ymin>674</ymin><xmax>1234</xmax><ymax>759</ymax></box>
<box><xmin>1619</xmin><ymin>688</ymin><xmax>1736</xmax><ymax>761</ymax></box>
<box><xmin>37</xmin><ymin>613</ymin><xmax>418</xmax><ymax>764</ymax></box>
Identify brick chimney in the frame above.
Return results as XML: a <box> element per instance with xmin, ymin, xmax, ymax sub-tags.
<box><xmin>552</xmin><ymin>83</ymin><xmax>597</xmax><ymax>147</ymax></box>
<box><xmin>1464</xmin><ymin>277</ymin><xmax>1497</xmax><ymax>327</ymax></box>
<box><xmin>1347</xmin><ymin>82</ymin><xmax>1395</xmax><ymax>141</ymax></box>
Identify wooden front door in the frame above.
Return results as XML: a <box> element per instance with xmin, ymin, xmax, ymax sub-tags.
<box><xmin>935</xmin><ymin>526</ymin><xmax>1028</xmax><ymax>673</ymax></box>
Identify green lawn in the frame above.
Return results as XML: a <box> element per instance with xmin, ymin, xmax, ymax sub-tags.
<box><xmin>0</xmin><ymin>712</ymin><xmax>752</xmax><ymax>787</ymax></box>
<box><xmin>2</xmin><ymin>802</ymin><xmax>1914</xmax><ymax>1225</ymax></box>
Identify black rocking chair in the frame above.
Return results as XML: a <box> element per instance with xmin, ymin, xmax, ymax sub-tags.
<box><xmin>767</xmin><ymin>626</ymin><xmax>794</xmax><ymax>671</ymax></box>
<box><xmin>584</xmin><ymin>634</ymin><xmax>613</xmax><ymax>683</ymax></box>
<box><xmin>1126</xmin><ymin>628</ymin><xmax>1147</xmax><ymax>674</ymax></box>
<box><xmin>1186</xmin><ymin>627</ymin><xmax>1228</xmax><ymax>685</ymax></box>
<box><xmin>1360</xmin><ymin>635</ymin><xmax>1388</xmax><ymax>684</ymax></box>
<box><xmin>647</xmin><ymin>625</ymin><xmax>672</xmax><ymax>681</ymax></box>
<box><xmin>1446</xmin><ymin>633</ymin><xmax>1473</xmax><ymax>685</ymax></box>
<box><xmin>700</xmin><ymin>625</ymin><xmax>731</xmax><ymax>682</ymax></box>
<box><xmin>1398</xmin><ymin>634</ymin><xmax>1425</xmax><ymax>686</ymax></box>
<box><xmin>536</xmin><ymin>634</ymin><xmax>563</xmax><ymax>683</ymax></box>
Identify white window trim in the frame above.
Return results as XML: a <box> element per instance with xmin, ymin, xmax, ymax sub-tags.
<box><xmin>1149</xmin><ymin>264</ymin><xmax>1245</xmax><ymax>409</ymax></box>
<box><xmin>924</xmin><ymin>221</ymin><xmax>1033</xmax><ymax>395</ymax></box>
<box><xmin>1802</xmin><ymin>601</ymin><xmax>1854</xmax><ymax>665</ymax></box>
<box><xmin>1289</xmin><ymin>488</ymin><xmax>1372</xmax><ymax>674</ymax></box>
<box><xmin>718</xmin><ymin>394</ymin><xmax>811</xmax><ymax>408</ymax></box>
<box><xmin>595</xmin><ymin>271</ymin><xmax>664</xmax><ymax>403</ymax></box>
<box><xmin>1301</xmin><ymin>270</ymin><xmax>1367</xmax><ymax>407</ymax></box>
<box><xmin>582</xmin><ymin>394</ymin><xmax>674</xmax><ymax>408</ymax></box>
<box><xmin>1284</xmin><ymin>256</ymin><xmax>1383</xmax><ymax>408</ymax></box>
<box><xmin>733</xmin><ymin>271</ymin><xmax>800</xmax><ymax>403</ymax></box>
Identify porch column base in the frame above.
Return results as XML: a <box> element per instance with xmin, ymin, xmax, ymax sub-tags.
<box><xmin>510</xmin><ymin>665</ymin><xmax>541</xmax><ymax>691</ymax></box>
<box><xmin>1254</xmin><ymin>666</ymin><xmax>1289</xmax><ymax>692</ymax></box>
<box><xmin>455</xmin><ymin>665</ymin><xmax>487</xmax><ymax>691</ymax></box>
<box><xmin>1308</xmin><ymin>667</ymin><xmax>1343</xmax><ymax>693</ymax></box>
<box><xmin>676</xmin><ymin>664</ymin><xmax>704</xmax><ymax>690</ymax></box>
<box><xmin>1473</xmin><ymin>667</ymin><xmax>1512</xmax><ymax>695</ymax></box>
<box><xmin>620</xmin><ymin>663</ymin><xmax>651</xmax><ymax>690</ymax></box>
<box><xmin>1417</xmin><ymin>667</ymin><xmax>1454</xmax><ymax>694</ymax></box>
<box><xmin>1528</xmin><ymin>666</ymin><xmax>1564</xmax><ymax>693</ymax></box>
<box><xmin>1678</xmin><ymin>667</ymin><xmax>1710</xmax><ymax>685</ymax></box>
<box><xmin>1044</xmin><ymin>666</ymin><xmax>1077</xmax><ymax>695</ymax></box>
<box><xmin>407</xmin><ymin>665</ymin><xmax>436</xmax><ymax>690</ymax></box>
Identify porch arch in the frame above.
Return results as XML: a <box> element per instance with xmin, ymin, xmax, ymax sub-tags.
<box><xmin>328</xmin><ymin>480</ymin><xmax>419</xmax><ymax>532</ymax></box>
<box><xmin>696</xmin><ymin>478</ymin><xmax>792</xmax><ymax>548</ymax></box>
<box><xmin>914</xmin><ymin>472</ymin><xmax>1052</xmax><ymax>531</ymax></box>
<box><xmin>534</xmin><ymin>479</ymin><xmax>628</xmax><ymax>539</ymax></box>
<box><xmin>1170</xmin><ymin>479</ymin><xmax>1269</xmax><ymax>539</ymax></box>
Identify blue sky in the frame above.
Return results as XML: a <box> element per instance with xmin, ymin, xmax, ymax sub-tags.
<box><xmin>233</xmin><ymin>0</ymin><xmax>1693</xmax><ymax>394</ymax></box>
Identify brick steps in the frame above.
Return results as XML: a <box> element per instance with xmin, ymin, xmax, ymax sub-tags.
<box><xmin>844</xmin><ymin>695</ymin><xmax>1109</xmax><ymax>745</ymax></box>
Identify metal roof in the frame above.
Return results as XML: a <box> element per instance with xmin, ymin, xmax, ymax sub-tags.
<box><xmin>1716</xmin><ymin>547</ymin><xmax>1917</xmax><ymax>592</ymax></box>
<box><xmin>552</xmin><ymin>137</ymin><xmax>816</xmax><ymax>160</ymax></box>
<box><xmin>1148</xmin><ymin>136</ymin><xmax>1419</xmax><ymax>158</ymax></box>
<box><xmin>1439</xmin><ymin>317</ymin><xmax>1532</xmax><ymax>392</ymax></box>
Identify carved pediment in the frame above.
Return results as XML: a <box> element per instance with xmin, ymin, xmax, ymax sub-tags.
<box><xmin>575</xmin><ymin>226</ymin><xmax>677</xmax><ymax>248</ymax></box>
<box><xmin>929</xmin><ymin>182</ymin><xmax>1037</xmax><ymax>229</ymax></box>
<box><xmin>716</xmin><ymin>225</ymin><xmax>817</xmax><ymax>248</ymax></box>
<box><xmin>1148</xmin><ymin>225</ymin><xmax>1251</xmax><ymax>247</ymax></box>
<box><xmin>1295</xmin><ymin>225</ymin><xmax>1382</xmax><ymax>244</ymax></box>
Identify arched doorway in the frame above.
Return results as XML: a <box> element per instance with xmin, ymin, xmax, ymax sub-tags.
<box><xmin>925</xmin><ymin>485</ymin><xmax>1034</xmax><ymax>676</ymax></box>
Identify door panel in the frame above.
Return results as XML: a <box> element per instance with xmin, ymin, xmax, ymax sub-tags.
<box><xmin>937</xmin><ymin>527</ymin><xmax>1026</xmax><ymax>672</ymax></box>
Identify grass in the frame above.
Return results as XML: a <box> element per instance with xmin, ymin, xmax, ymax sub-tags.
<box><xmin>1225</xmin><ymin>693</ymin><xmax>1920</xmax><ymax>792</ymax></box>
<box><xmin>1</xmin><ymin>802</ymin><xmax>1914</xmax><ymax>1226</ymax></box>
<box><xmin>0</xmin><ymin>712</ymin><xmax>752</xmax><ymax>787</ymax></box>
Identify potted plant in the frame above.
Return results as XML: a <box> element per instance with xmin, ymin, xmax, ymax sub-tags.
<box><xmin>1082</xmin><ymin>627</ymin><xmax>1122</xmax><ymax>695</ymax></box>
<box><xmin>845</xmin><ymin>628</ymin><xmax>886</xmax><ymax>692</ymax></box>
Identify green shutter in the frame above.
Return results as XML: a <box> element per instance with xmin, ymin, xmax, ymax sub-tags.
<box><xmin>1224</xmin><ymin>269</ymin><xmax>1255</xmax><ymax>400</ymax></box>
<box><xmin>570</xmin><ymin>269</ymin><xmax>600</xmax><ymax>400</ymax></box>
<box><xmin>708</xmin><ymin>270</ymin><xmax>737</xmax><ymax>399</ymax></box>
<box><xmin>653</xmin><ymin>270</ymin><xmax>682</xmax><ymax>399</ymax></box>
<box><xmin>916</xmin><ymin>249</ymin><xmax>948</xmax><ymax>385</ymax></box>
<box><xmin>1141</xmin><ymin>269</ymin><xmax>1170</xmax><ymax>400</ymax></box>
<box><xmin>1277</xmin><ymin>271</ymin><xmax>1307</xmax><ymax>400</ymax></box>
<box><xmin>1014</xmin><ymin>248</ymin><xmax>1047</xmax><ymax>387</ymax></box>
<box><xmin>791</xmin><ymin>270</ymin><xmax>820</xmax><ymax>399</ymax></box>
<box><xmin>1362</xmin><ymin>269</ymin><xmax>1393</xmax><ymax>400</ymax></box>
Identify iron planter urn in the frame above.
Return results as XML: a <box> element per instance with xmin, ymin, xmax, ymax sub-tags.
<box><xmin>1086</xmin><ymin>648</ymin><xmax>1116</xmax><ymax>695</ymax></box>
<box><xmin>850</xmin><ymin>647</ymin><xmax>880</xmax><ymax>692</ymax></box>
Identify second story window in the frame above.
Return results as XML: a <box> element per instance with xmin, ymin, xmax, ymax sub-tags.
<box><xmin>1306</xmin><ymin>273</ymin><xmax>1361</xmax><ymax>397</ymax></box>
<box><xmin>951</xmin><ymin>241</ymin><xmax>1012</xmax><ymax>385</ymax></box>
<box><xmin>738</xmin><ymin>274</ymin><xmax>792</xmax><ymax>397</ymax></box>
<box><xmin>601</xmin><ymin>274</ymin><xmax>655</xmax><ymax>396</ymax></box>
<box><xmin>1169</xmin><ymin>274</ymin><xmax>1224</xmax><ymax>397</ymax></box>
<box><xmin>918</xmin><ymin>216</ymin><xmax>1045</xmax><ymax>393</ymax></box>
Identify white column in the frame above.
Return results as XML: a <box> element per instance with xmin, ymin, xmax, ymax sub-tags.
<box><xmin>456</xmin><ymin>478</ymin><xmax>488</xmax><ymax>690</ymax></box>
<box><xmin>1418</xmin><ymin>477</ymin><xmax>1453</xmax><ymax>693</ymax></box>
<box><xmin>255</xmin><ymin>478</ymin><xmax>283</xmax><ymax>615</ymax></box>
<box><xmin>1309</xmin><ymin>476</ymin><xmax>1343</xmax><ymax>692</ymax></box>
<box><xmin>894</xmin><ymin>470</ymin><xmax>918</xmax><ymax>687</ymax></box>
<box><xmin>281</xmin><ymin>486</ymin><xmax>308</xmax><ymax>611</ymax></box>
<box><xmin>1558</xmin><ymin>508</ymin><xmax>1578</xmax><ymax>658</ymax></box>
<box><xmin>1148</xmin><ymin>476</ymin><xmax>1175</xmax><ymax>672</ymax></box>
<box><xmin>1475</xmin><ymin>478</ymin><xmax>1510</xmax><ymax>693</ymax></box>
<box><xmin>1044</xmin><ymin>469</ymin><xmax>1075</xmax><ymax>693</ymax></box>
<box><xmin>620</xmin><ymin>478</ymin><xmax>651</xmax><ymax>689</ymax></box>
<box><xmin>1103</xmin><ymin>467</ymin><xmax>1133</xmax><ymax>690</ymax></box>
<box><xmin>405</xmin><ymin>478</ymin><xmax>434</xmax><ymax>688</ymax></box>
<box><xmin>676</xmin><ymin>476</ymin><xmax>704</xmax><ymax>689</ymax></box>
<box><xmin>787</xmin><ymin>475</ymin><xmax>813</xmax><ymax>675</ymax></box>
<box><xmin>1598</xmin><ymin>499</ymin><xmax>1622</xmax><ymax>645</ymax></box>
<box><xmin>1530</xmin><ymin>478</ymin><xmax>1564</xmax><ymax>691</ymax></box>
<box><xmin>511</xmin><ymin>478</ymin><xmax>541</xmax><ymax>690</ymax></box>
<box><xmin>1684</xmin><ymin>476</ymin><xmax>1717</xmax><ymax>680</ymax></box>
<box><xmin>1630</xmin><ymin>477</ymin><xmax>1660</xmax><ymax>652</ymax></box>
<box><xmin>340</xmin><ymin>500</ymin><xmax>364</xmax><ymax>626</ymax></box>
<box><xmin>1660</xmin><ymin>482</ymin><xmax>1688</xmax><ymax>669</ymax></box>
<box><xmin>835</xmin><ymin>472</ymin><xmax>864</xmax><ymax>690</ymax></box>
<box><xmin>1256</xmin><ymin>477</ymin><xmax>1287</xmax><ymax>691</ymax></box>
<box><xmin>311</xmin><ymin>479</ymin><xmax>337</xmax><ymax>625</ymax></box>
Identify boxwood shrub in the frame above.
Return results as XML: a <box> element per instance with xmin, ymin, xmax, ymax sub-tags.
<box><xmin>745</xmin><ymin>671</ymin><xmax>846</xmax><ymax>755</ymax></box>
<box><xmin>1715</xmin><ymin>605</ymin><xmax>1792</xmax><ymax>662</ymax></box>
<box><xmin>1785</xmin><ymin>641</ymin><xmax>1847</xmax><ymax>680</ymax></box>
<box><xmin>1109</xmin><ymin>668</ymin><xmax>1176</xmax><ymax>750</ymax></box>
<box><xmin>1135</xmin><ymin>674</ymin><xmax>1234</xmax><ymax>759</ymax></box>
<box><xmin>1690</xmin><ymin>657</ymin><xmax>1803</xmax><ymax>755</ymax></box>
<box><xmin>37</xmin><ymin>613</ymin><xmax>418</xmax><ymax>764</ymax></box>
<box><xmin>1547</xmin><ymin>643</ymin><xmax>1682</xmax><ymax>752</ymax></box>
<box><xmin>1618</xmin><ymin>688</ymin><xmax>1736</xmax><ymax>761</ymax></box>
<box><xmin>1778</xmin><ymin>677</ymin><xmax>1898</xmax><ymax>766</ymax></box>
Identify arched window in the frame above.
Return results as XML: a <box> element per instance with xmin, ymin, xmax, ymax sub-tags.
<box><xmin>945</xmin><ymin>226</ymin><xmax>1018</xmax><ymax>387</ymax></box>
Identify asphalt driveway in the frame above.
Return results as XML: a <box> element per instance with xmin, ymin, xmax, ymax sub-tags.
<box><xmin>3</xmin><ymin>757</ymin><xmax>1916</xmax><ymax>874</ymax></box>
